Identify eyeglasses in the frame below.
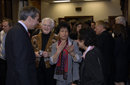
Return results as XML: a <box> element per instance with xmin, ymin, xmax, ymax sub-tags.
<box><xmin>42</xmin><ymin>24</ymin><xmax>51</xmax><ymax>27</ymax></box>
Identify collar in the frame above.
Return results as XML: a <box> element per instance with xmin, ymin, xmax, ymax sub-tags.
<box><xmin>82</xmin><ymin>46</ymin><xmax>95</xmax><ymax>59</ymax></box>
<box><xmin>18</xmin><ymin>20</ymin><xmax>28</xmax><ymax>32</ymax></box>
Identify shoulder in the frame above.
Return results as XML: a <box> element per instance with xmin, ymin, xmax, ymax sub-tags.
<box><xmin>52</xmin><ymin>41</ymin><xmax>57</xmax><ymax>47</ymax></box>
<box><xmin>85</xmin><ymin>47</ymin><xmax>101</xmax><ymax>59</ymax></box>
<box><xmin>9</xmin><ymin>23</ymin><xmax>24</xmax><ymax>34</ymax></box>
<box><xmin>31</xmin><ymin>33</ymin><xmax>42</xmax><ymax>40</ymax></box>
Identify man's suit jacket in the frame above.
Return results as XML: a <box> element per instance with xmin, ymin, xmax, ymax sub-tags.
<box><xmin>5</xmin><ymin>22</ymin><xmax>37</xmax><ymax>85</ymax></box>
<box><xmin>96</xmin><ymin>30</ymin><xmax>114</xmax><ymax>77</ymax></box>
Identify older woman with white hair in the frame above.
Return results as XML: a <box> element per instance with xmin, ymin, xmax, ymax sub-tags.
<box><xmin>31</xmin><ymin>17</ymin><xmax>59</xmax><ymax>85</ymax></box>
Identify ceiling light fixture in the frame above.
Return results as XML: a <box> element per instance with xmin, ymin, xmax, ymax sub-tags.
<box><xmin>84</xmin><ymin>0</ymin><xmax>96</xmax><ymax>1</ymax></box>
<box><xmin>53</xmin><ymin>0</ymin><xmax>70</xmax><ymax>3</ymax></box>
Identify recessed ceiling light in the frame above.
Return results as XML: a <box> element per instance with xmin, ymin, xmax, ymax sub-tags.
<box><xmin>84</xmin><ymin>0</ymin><xmax>96</xmax><ymax>1</ymax></box>
<box><xmin>53</xmin><ymin>0</ymin><xmax>70</xmax><ymax>3</ymax></box>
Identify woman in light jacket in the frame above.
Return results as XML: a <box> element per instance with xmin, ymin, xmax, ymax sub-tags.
<box><xmin>50</xmin><ymin>21</ymin><xmax>82</xmax><ymax>85</ymax></box>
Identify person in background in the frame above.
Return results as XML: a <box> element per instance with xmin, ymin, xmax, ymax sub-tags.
<box><xmin>5</xmin><ymin>6</ymin><xmax>40</xmax><ymax>85</ymax></box>
<box><xmin>31</xmin><ymin>22</ymin><xmax>42</xmax><ymax>37</ymax></box>
<box><xmin>94</xmin><ymin>20</ymin><xmax>114</xmax><ymax>85</ymax></box>
<box><xmin>90</xmin><ymin>21</ymin><xmax>95</xmax><ymax>29</ymax></box>
<box><xmin>77</xmin><ymin>28</ymin><xmax>106</xmax><ymax>85</ymax></box>
<box><xmin>0</xmin><ymin>19</ymin><xmax>13</xmax><ymax>85</ymax></box>
<box><xmin>0</xmin><ymin>21</ymin><xmax>2</xmax><ymax>32</ymax></box>
<box><xmin>113</xmin><ymin>24</ymin><xmax>130</xmax><ymax>85</ymax></box>
<box><xmin>69</xmin><ymin>21</ymin><xmax>82</xmax><ymax>40</ymax></box>
<box><xmin>115</xmin><ymin>16</ymin><xmax>130</xmax><ymax>38</ymax></box>
<box><xmin>50</xmin><ymin>21</ymin><xmax>82</xmax><ymax>85</ymax></box>
<box><xmin>82</xmin><ymin>21</ymin><xmax>91</xmax><ymax>28</ymax></box>
<box><xmin>31</xmin><ymin>17</ymin><xmax>59</xmax><ymax>85</ymax></box>
<box><xmin>68</xmin><ymin>19</ymin><xmax>77</xmax><ymax>33</ymax></box>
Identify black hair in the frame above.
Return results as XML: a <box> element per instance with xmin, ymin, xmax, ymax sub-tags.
<box><xmin>57</xmin><ymin>21</ymin><xmax>70</xmax><ymax>34</ymax></box>
<box><xmin>78</xmin><ymin>28</ymin><xmax>97</xmax><ymax>46</ymax></box>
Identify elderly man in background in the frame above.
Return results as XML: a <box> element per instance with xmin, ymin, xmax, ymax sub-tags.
<box><xmin>94</xmin><ymin>20</ymin><xmax>114</xmax><ymax>85</ymax></box>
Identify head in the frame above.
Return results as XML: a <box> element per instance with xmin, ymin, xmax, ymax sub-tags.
<box><xmin>68</xmin><ymin>19</ymin><xmax>77</xmax><ymax>30</ymax></box>
<box><xmin>2</xmin><ymin>19</ymin><xmax>13</xmax><ymax>33</ymax></box>
<box><xmin>72</xmin><ymin>21</ymin><xmax>82</xmax><ymax>33</ymax></box>
<box><xmin>94</xmin><ymin>20</ymin><xmax>107</xmax><ymax>35</ymax></box>
<box><xmin>41</xmin><ymin>18</ymin><xmax>54</xmax><ymax>34</ymax></box>
<box><xmin>57</xmin><ymin>21</ymin><xmax>70</xmax><ymax>41</ymax></box>
<box><xmin>82</xmin><ymin>21</ymin><xmax>91</xmax><ymax>28</ymax></box>
<box><xmin>91</xmin><ymin>21</ymin><xmax>95</xmax><ymax>29</ymax></box>
<box><xmin>20</xmin><ymin>6</ymin><xmax>40</xmax><ymax>29</ymax></box>
<box><xmin>115</xmin><ymin>16</ymin><xmax>126</xmax><ymax>26</ymax></box>
<box><xmin>113</xmin><ymin>24</ymin><xmax>128</xmax><ymax>41</ymax></box>
<box><xmin>77</xmin><ymin>28</ymin><xmax>96</xmax><ymax>50</ymax></box>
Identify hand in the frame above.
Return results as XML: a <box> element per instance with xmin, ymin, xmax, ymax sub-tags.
<box><xmin>67</xmin><ymin>45</ymin><xmax>74</xmax><ymax>54</ymax></box>
<box><xmin>71</xmin><ymin>83</ymin><xmax>77</xmax><ymax>85</ymax></box>
<box><xmin>35</xmin><ymin>51</ymin><xmax>42</xmax><ymax>57</ymax></box>
<box><xmin>42</xmin><ymin>51</ymin><xmax>49</xmax><ymax>57</ymax></box>
<box><xmin>56</xmin><ymin>41</ymin><xmax>66</xmax><ymax>54</ymax></box>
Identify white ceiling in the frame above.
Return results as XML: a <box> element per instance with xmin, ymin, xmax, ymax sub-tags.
<box><xmin>41</xmin><ymin>0</ymin><xmax>111</xmax><ymax>3</ymax></box>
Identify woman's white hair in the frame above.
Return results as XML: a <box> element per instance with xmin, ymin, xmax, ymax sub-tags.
<box><xmin>41</xmin><ymin>17</ymin><xmax>54</xmax><ymax>28</ymax></box>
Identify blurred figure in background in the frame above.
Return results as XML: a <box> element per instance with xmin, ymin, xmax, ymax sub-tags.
<box><xmin>0</xmin><ymin>19</ymin><xmax>13</xmax><ymax>85</ymax></box>
<box><xmin>31</xmin><ymin>22</ymin><xmax>42</xmax><ymax>37</ymax></box>
<box><xmin>0</xmin><ymin>21</ymin><xmax>2</xmax><ymax>32</ymax></box>
<box><xmin>95</xmin><ymin>20</ymin><xmax>114</xmax><ymax>85</ymax></box>
<box><xmin>68</xmin><ymin>19</ymin><xmax>77</xmax><ymax>33</ymax></box>
<box><xmin>115</xmin><ymin>16</ymin><xmax>130</xmax><ymax>38</ymax></box>
<box><xmin>69</xmin><ymin>21</ymin><xmax>82</xmax><ymax>40</ymax></box>
<box><xmin>91</xmin><ymin>21</ymin><xmax>95</xmax><ymax>29</ymax></box>
<box><xmin>82</xmin><ymin>21</ymin><xmax>91</xmax><ymax>29</ymax></box>
<box><xmin>113</xmin><ymin>24</ymin><xmax>130</xmax><ymax>85</ymax></box>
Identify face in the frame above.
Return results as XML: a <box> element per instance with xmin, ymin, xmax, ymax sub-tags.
<box><xmin>91</xmin><ymin>23</ymin><xmax>95</xmax><ymax>29</ymax></box>
<box><xmin>76</xmin><ymin>24</ymin><xmax>82</xmax><ymax>33</ymax></box>
<box><xmin>94</xmin><ymin>23</ymin><xmax>102</xmax><ymax>35</ymax></box>
<box><xmin>29</xmin><ymin>13</ymin><xmax>39</xmax><ymax>29</ymax></box>
<box><xmin>41</xmin><ymin>20</ymin><xmax>52</xmax><ymax>34</ymax></box>
<box><xmin>77</xmin><ymin>39</ymin><xmax>85</xmax><ymax>49</ymax></box>
<box><xmin>2</xmin><ymin>21</ymin><xmax>12</xmax><ymax>33</ymax></box>
<box><xmin>58</xmin><ymin>27</ymin><xmax>69</xmax><ymax>41</ymax></box>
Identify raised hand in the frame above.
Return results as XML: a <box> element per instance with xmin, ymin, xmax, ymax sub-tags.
<box><xmin>67</xmin><ymin>45</ymin><xmax>74</xmax><ymax>53</ymax></box>
<box><xmin>56</xmin><ymin>41</ymin><xmax>66</xmax><ymax>53</ymax></box>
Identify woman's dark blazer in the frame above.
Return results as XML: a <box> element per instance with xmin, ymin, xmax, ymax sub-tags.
<box><xmin>80</xmin><ymin>47</ymin><xmax>106</xmax><ymax>85</ymax></box>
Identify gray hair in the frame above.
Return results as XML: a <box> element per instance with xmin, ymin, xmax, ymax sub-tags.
<box><xmin>41</xmin><ymin>18</ymin><xmax>54</xmax><ymax>28</ymax></box>
<box><xmin>115</xmin><ymin>16</ymin><xmax>126</xmax><ymax>26</ymax></box>
<box><xmin>20</xmin><ymin>6</ymin><xmax>40</xmax><ymax>21</ymax></box>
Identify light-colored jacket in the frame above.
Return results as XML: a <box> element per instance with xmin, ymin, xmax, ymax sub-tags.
<box><xmin>50</xmin><ymin>37</ymin><xmax>82</xmax><ymax>84</ymax></box>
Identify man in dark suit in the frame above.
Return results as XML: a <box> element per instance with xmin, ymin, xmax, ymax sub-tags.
<box><xmin>5</xmin><ymin>6</ymin><xmax>40</xmax><ymax>85</ymax></box>
<box><xmin>94</xmin><ymin>20</ymin><xmax>114</xmax><ymax>85</ymax></box>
